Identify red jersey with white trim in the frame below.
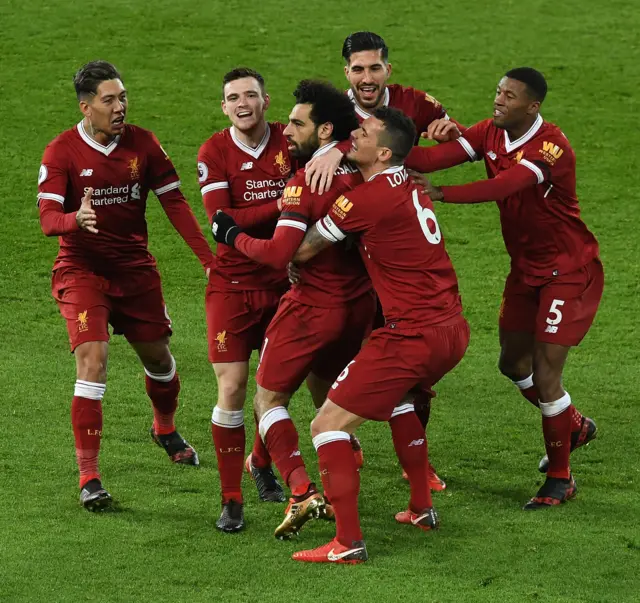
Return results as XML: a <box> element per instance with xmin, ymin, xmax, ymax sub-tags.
<box><xmin>38</xmin><ymin>122</ymin><xmax>185</xmax><ymax>272</ymax></box>
<box><xmin>348</xmin><ymin>84</ymin><xmax>448</xmax><ymax>141</ymax></box>
<box><xmin>198</xmin><ymin>123</ymin><xmax>291</xmax><ymax>290</ymax></box>
<box><xmin>457</xmin><ymin>116</ymin><xmax>599</xmax><ymax>276</ymax></box>
<box><xmin>318</xmin><ymin>166</ymin><xmax>462</xmax><ymax>327</ymax></box>
<box><xmin>279</xmin><ymin>155</ymin><xmax>370</xmax><ymax>308</ymax></box>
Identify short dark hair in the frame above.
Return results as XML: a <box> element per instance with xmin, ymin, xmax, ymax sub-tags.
<box><xmin>505</xmin><ymin>67</ymin><xmax>547</xmax><ymax>102</ymax></box>
<box><xmin>342</xmin><ymin>31</ymin><xmax>389</xmax><ymax>63</ymax></box>
<box><xmin>293</xmin><ymin>80</ymin><xmax>359</xmax><ymax>142</ymax></box>
<box><xmin>222</xmin><ymin>67</ymin><xmax>266</xmax><ymax>97</ymax></box>
<box><xmin>372</xmin><ymin>107</ymin><xmax>417</xmax><ymax>164</ymax></box>
<box><xmin>73</xmin><ymin>61</ymin><xmax>122</xmax><ymax>100</ymax></box>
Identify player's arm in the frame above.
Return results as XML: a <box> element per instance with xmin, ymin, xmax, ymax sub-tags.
<box><xmin>406</xmin><ymin>120</ymin><xmax>487</xmax><ymax>173</ymax></box>
<box><xmin>198</xmin><ymin>148</ymin><xmax>280</xmax><ymax>227</ymax></box>
<box><xmin>429</xmin><ymin>162</ymin><xmax>542</xmax><ymax>203</ymax></box>
<box><xmin>293</xmin><ymin>191</ymin><xmax>365</xmax><ymax>263</ymax></box>
<box><xmin>211</xmin><ymin>187</ymin><xmax>311</xmax><ymax>269</ymax></box>
<box><xmin>37</xmin><ymin>142</ymin><xmax>97</xmax><ymax>236</ymax></box>
<box><xmin>149</xmin><ymin>136</ymin><xmax>213</xmax><ymax>270</ymax></box>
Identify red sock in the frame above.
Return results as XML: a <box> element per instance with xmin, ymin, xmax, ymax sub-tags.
<box><xmin>390</xmin><ymin>409</ymin><xmax>432</xmax><ymax>511</ymax></box>
<box><xmin>251</xmin><ymin>410</ymin><xmax>272</xmax><ymax>469</ymax></box>
<box><xmin>72</xmin><ymin>380</ymin><xmax>106</xmax><ymax>489</ymax></box>
<box><xmin>145</xmin><ymin>361</ymin><xmax>179</xmax><ymax>435</ymax></box>
<box><xmin>314</xmin><ymin>433</ymin><xmax>362</xmax><ymax>546</ymax></box>
<box><xmin>259</xmin><ymin>407</ymin><xmax>310</xmax><ymax>496</ymax></box>
<box><xmin>413</xmin><ymin>390</ymin><xmax>433</xmax><ymax>431</ymax></box>
<box><xmin>569</xmin><ymin>404</ymin><xmax>584</xmax><ymax>433</ymax></box>
<box><xmin>540</xmin><ymin>394</ymin><xmax>572</xmax><ymax>479</ymax></box>
<box><xmin>211</xmin><ymin>407</ymin><xmax>245</xmax><ymax>504</ymax></box>
<box><xmin>512</xmin><ymin>375</ymin><xmax>540</xmax><ymax>408</ymax></box>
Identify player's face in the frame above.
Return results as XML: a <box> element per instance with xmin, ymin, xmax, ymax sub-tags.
<box><xmin>493</xmin><ymin>77</ymin><xmax>540</xmax><ymax>130</ymax></box>
<box><xmin>283</xmin><ymin>104</ymin><xmax>320</xmax><ymax>159</ymax></box>
<box><xmin>222</xmin><ymin>77</ymin><xmax>269</xmax><ymax>132</ymax></box>
<box><xmin>345</xmin><ymin>50</ymin><xmax>392</xmax><ymax>109</ymax></box>
<box><xmin>346</xmin><ymin>117</ymin><xmax>388</xmax><ymax>167</ymax></box>
<box><xmin>80</xmin><ymin>79</ymin><xmax>128</xmax><ymax>137</ymax></box>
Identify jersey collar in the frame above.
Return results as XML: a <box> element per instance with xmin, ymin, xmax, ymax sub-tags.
<box><xmin>504</xmin><ymin>114</ymin><xmax>544</xmax><ymax>153</ymax></box>
<box><xmin>310</xmin><ymin>141</ymin><xmax>339</xmax><ymax>160</ymax></box>
<box><xmin>76</xmin><ymin>120</ymin><xmax>121</xmax><ymax>156</ymax></box>
<box><xmin>347</xmin><ymin>87</ymin><xmax>390</xmax><ymax>120</ymax></box>
<box><xmin>367</xmin><ymin>164</ymin><xmax>405</xmax><ymax>182</ymax></box>
<box><xmin>230</xmin><ymin>124</ymin><xmax>271</xmax><ymax>159</ymax></box>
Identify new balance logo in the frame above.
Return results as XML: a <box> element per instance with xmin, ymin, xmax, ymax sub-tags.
<box><xmin>487</xmin><ymin>151</ymin><xmax>497</xmax><ymax>160</ymax></box>
<box><xmin>408</xmin><ymin>439</ymin><xmax>425</xmax><ymax>447</ymax></box>
<box><xmin>327</xmin><ymin>547</ymin><xmax>364</xmax><ymax>561</ymax></box>
<box><xmin>80</xmin><ymin>169</ymin><xmax>93</xmax><ymax>176</ymax></box>
<box><xmin>241</xmin><ymin>162</ymin><xmax>253</xmax><ymax>171</ymax></box>
<box><xmin>289</xmin><ymin>450</ymin><xmax>301</xmax><ymax>458</ymax></box>
<box><xmin>545</xmin><ymin>325</ymin><xmax>558</xmax><ymax>334</ymax></box>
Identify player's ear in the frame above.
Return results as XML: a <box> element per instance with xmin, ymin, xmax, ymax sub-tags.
<box><xmin>263</xmin><ymin>93</ymin><xmax>271</xmax><ymax>111</ymax></box>
<box><xmin>79</xmin><ymin>99</ymin><xmax>91</xmax><ymax>118</ymax></box>
<box><xmin>378</xmin><ymin>146</ymin><xmax>393</xmax><ymax>163</ymax></box>
<box><xmin>386</xmin><ymin>62</ymin><xmax>393</xmax><ymax>78</ymax></box>
<box><xmin>344</xmin><ymin>64</ymin><xmax>350</xmax><ymax>80</ymax></box>
<box><xmin>221</xmin><ymin>100</ymin><xmax>228</xmax><ymax>117</ymax></box>
<box><xmin>527</xmin><ymin>100</ymin><xmax>541</xmax><ymax>116</ymax></box>
<box><xmin>319</xmin><ymin>122</ymin><xmax>334</xmax><ymax>142</ymax></box>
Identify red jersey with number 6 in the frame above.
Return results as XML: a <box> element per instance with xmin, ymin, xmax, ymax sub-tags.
<box><xmin>38</xmin><ymin>121</ymin><xmax>184</xmax><ymax>272</ymax></box>
<box><xmin>457</xmin><ymin>115</ymin><xmax>599</xmax><ymax>276</ymax></box>
<box><xmin>317</xmin><ymin>166</ymin><xmax>462</xmax><ymax>327</ymax></box>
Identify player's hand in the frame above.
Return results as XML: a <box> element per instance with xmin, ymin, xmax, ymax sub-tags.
<box><xmin>287</xmin><ymin>262</ymin><xmax>301</xmax><ymax>285</ymax></box>
<box><xmin>76</xmin><ymin>187</ymin><xmax>98</xmax><ymax>234</ymax></box>
<box><xmin>304</xmin><ymin>147</ymin><xmax>343</xmax><ymax>194</ymax></box>
<box><xmin>423</xmin><ymin>119</ymin><xmax>461</xmax><ymax>142</ymax></box>
<box><xmin>211</xmin><ymin>211</ymin><xmax>242</xmax><ymax>246</ymax></box>
<box><xmin>205</xmin><ymin>266</ymin><xmax>211</xmax><ymax>279</ymax></box>
<box><xmin>408</xmin><ymin>170</ymin><xmax>444</xmax><ymax>201</ymax></box>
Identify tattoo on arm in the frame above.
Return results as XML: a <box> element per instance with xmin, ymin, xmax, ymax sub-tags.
<box><xmin>292</xmin><ymin>223</ymin><xmax>334</xmax><ymax>264</ymax></box>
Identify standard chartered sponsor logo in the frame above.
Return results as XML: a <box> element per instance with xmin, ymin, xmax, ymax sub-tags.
<box><xmin>85</xmin><ymin>184</ymin><xmax>135</xmax><ymax>206</ymax></box>
<box><xmin>243</xmin><ymin>178</ymin><xmax>286</xmax><ymax>201</ymax></box>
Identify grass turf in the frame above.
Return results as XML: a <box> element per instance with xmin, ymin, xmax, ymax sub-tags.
<box><xmin>0</xmin><ymin>0</ymin><xmax>639</xmax><ymax>601</ymax></box>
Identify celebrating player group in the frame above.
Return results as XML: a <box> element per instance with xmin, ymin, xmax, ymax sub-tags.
<box><xmin>38</xmin><ymin>31</ymin><xmax>602</xmax><ymax>564</ymax></box>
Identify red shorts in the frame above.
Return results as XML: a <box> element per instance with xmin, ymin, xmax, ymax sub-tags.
<box><xmin>499</xmin><ymin>257</ymin><xmax>604</xmax><ymax>346</ymax></box>
<box><xmin>206</xmin><ymin>287</ymin><xmax>284</xmax><ymax>363</ymax></box>
<box><xmin>52</xmin><ymin>266</ymin><xmax>171</xmax><ymax>352</ymax></box>
<box><xmin>328</xmin><ymin>317</ymin><xmax>470</xmax><ymax>421</ymax></box>
<box><xmin>256</xmin><ymin>291</ymin><xmax>376</xmax><ymax>394</ymax></box>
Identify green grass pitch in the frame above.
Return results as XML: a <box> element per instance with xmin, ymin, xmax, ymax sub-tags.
<box><xmin>0</xmin><ymin>0</ymin><xmax>639</xmax><ymax>601</ymax></box>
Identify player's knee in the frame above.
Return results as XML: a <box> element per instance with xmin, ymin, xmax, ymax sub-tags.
<box><xmin>217</xmin><ymin>378</ymin><xmax>247</xmax><ymax>409</ymax></box>
<box><xmin>75</xmin><ymin>343</ymin><xmax>107</xmax><ymax>383</ymax></box>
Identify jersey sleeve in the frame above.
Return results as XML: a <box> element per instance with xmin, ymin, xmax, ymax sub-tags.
<box><xmin>518</xmin><ymin>133</ymin><xmax>573</xmax><ymax>185</ymax></box>
<box><xmin>37</xmin><ymin>140</ymin><xmax>69</xmax><ymax>207</ymax></box>
<box><xmin>454</xmin><ymin>119</ymin><xmax>490</xmax><ymax>161</ymax></box>
<box><xmin>233</xmin><ymin>181</ymin><xmax>312</xmax><ymax>269</ymax></box>
<box><xmin>146</xmin><ymin>133</ymin><xmax>181</xmax><ymax>196</ymax></box>
<box><xmin>413</xmin><ymin>88</ymin><xmax>448</xmax><ymax>132</ymax></box>
<box><xmin>317</xmin><ymin>189</ymin><xmax>369</xmax><ymax>243</ymax></box>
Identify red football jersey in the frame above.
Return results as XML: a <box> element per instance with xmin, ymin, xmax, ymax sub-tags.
<box><xmin>198</xmin><ymin>123</ymin><xmax>291</xmax><ymax>290</ymax></box>
<box><xmin>279</xmin><ymin>145</ymin><xmax>370</xmax><ymax>308</ymax></box>
<box><xmin>38</xmin><ymin>121</ymin><xmax>184</xmax><ymax>272</ymax></box>
<box><xmin>348</xmin><ymin>84</ymin><xmax>448</xmax><ymax>141</ymax></box>
<box><xmin>318</xmin><ymin>165</ymin><xmax>463</xmax><ymax>326</ymax></box>
<box><xmin>457</xmin><ymin>116</ymin><xmax>599</xmax><ymax>276</ymax></box>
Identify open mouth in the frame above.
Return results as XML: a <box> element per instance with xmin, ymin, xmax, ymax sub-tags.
<box><xmin>493</xmin><ymin>108</ymin><xmax>505</xmax><ymax>118</ymax></box>
<box><xmin>236</xmin><ymin>111</ymin><xmax>253</xmax><ymax>119</ymax></box>
<box><xmin>112</xmin><ymin>116</ymin><xmax>125</xmax><ymax>129</ymax></box>
<box><xmin>358</xmin><ymin>85</ymin><xmax>378</xmax><ymax>100</ymax></box>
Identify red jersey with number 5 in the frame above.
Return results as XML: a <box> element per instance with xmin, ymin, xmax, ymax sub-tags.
<box><xmin>317</xmin><ymin>166</ymin><xmax>462</xmax><ymax>327</ymax></box>
<box><xmin>38</xmin><ymin>121</ymin><xmax>183</xmax><ymax>272</ymax></box>
<box><xmin>457</xmin><ymin>116</ymin><xmax>599</xmax><ymax>276</ymax></box>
